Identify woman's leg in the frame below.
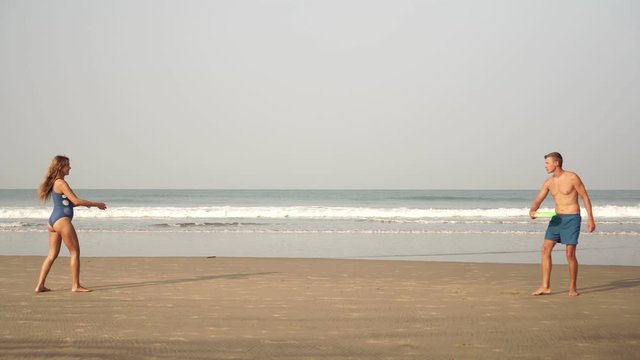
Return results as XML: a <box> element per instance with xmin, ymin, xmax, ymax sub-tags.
<box><xmin>35</xmin><ymin>227</ymin><xmax>62</xmax><ymax>292</ymax></box>
<box><xmin>54</xmin><ymin>219</ymin><xmax>90</xmax><ymax>292</ymax></box>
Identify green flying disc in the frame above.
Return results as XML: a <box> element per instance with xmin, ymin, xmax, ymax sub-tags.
<box><xmin>534</xmin><ymin>211</ymin><xmax>556</xmax><ymax>218</ymax></box>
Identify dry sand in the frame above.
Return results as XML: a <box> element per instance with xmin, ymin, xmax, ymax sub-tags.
<box><xmin>1</xmin><ymin>256</ymin><xmax>639</xmax><ymax>359</ymax></box>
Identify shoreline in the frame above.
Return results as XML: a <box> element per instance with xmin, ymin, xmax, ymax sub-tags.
<box><xmin>1</xmin><ymin>256</ymin><xmax>639</xmax><ymax>359</ymax></box>
<box><xmin>2</xmin><ymin>231</ymin><xmax>639</xmax><ymax>266</ymax></box>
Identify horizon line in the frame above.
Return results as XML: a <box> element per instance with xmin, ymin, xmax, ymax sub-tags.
<box><xmin>1</xmin><ymin>188</ymin><xmax>638</xmax><ymax>191</ymax></box>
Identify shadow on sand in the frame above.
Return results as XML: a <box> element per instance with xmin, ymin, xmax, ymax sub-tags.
<box><xmin>579</xmin><ymin>278</ymin><xmax>640</xmax><ymax>294</ymax></box>
<box><xmin>90</xmin><ymin>272</ymin><xmax>279</xmax><ymax>291</ymax></box>
<box><xmin>348</xmin><ymin>249</ymin><xmax>540</xmax><ymax>259</ymax></box>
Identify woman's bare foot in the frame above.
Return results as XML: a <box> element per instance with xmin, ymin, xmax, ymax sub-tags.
<box><xmin>35</xmin><ymin>286</ymin><xmax>51</xmax><ymax>293</ymax></box>
<box><xmin>569</xmin><ymin>289</ymin><xmax>579</xmax><ymax>296</ymax></box>
<box><xmin>71</xmin><ymin>286</ymin><xmax>91</xmax><ymax>293</ymax></box>
<box><xmin>531</xmin><ymin>287</ymin><xmax>551</xmax><ymax>296</ymax></box>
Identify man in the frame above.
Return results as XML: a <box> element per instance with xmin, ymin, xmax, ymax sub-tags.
<box><xmin>529</xmin><ymin>152</ymin><xmax>595</xmax><ymax>296</ymax></box>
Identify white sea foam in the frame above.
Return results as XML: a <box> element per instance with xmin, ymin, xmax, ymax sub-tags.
<box><xmin>2</xmin><ymin>225</ymin><xmax>638</xmax><ymax>237</ymax></box>
<box><xmin>1</xmin><ymin>205</ymin><xmax>640</xmax><ymax>220</ymax></box>
<box><xmin>0</xmin><ymin>221</ymin><xmax>31</xmax><ymax>228</ymax></box>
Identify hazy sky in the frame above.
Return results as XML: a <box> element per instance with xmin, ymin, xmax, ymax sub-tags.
<box><xmin>1</xmin><ymin>0</ymin><xmax>638</xmax><ymax>189</ymax></box>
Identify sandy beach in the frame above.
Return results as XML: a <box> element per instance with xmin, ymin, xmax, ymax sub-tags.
<box><xmin>0</xmin><ymin>256</ymin><xmax>638</xmax><ymax>359</ymax></box>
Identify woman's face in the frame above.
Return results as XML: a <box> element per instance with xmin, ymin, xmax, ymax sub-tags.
<box><xmin>62</xmin><ymin>163</ymin><xmax>71</xmax><ymax>176</ymax></box>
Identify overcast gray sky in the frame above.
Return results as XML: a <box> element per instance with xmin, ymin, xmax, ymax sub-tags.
<box><xmin>1</xmin><ymin>0</ymin><xmax>638</xmax><ymax>189</ymax></box>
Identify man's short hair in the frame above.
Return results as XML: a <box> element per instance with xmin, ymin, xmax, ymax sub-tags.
<box><xmin>545</xmin><ymin>152</ymin><xmax>563</xmax><ymax>167</ymax></box>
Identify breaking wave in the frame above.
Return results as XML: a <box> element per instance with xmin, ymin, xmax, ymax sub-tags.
<box><xmin>1</xmin><ymin>205</ymin><xmax>639</xmax><ymax>220</ymax></box>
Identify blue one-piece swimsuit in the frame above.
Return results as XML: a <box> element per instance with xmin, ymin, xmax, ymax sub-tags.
<box><xmin>48</xmin><ymin>192</ymin><xmax>74</xmax><ymax>226</ymax></box>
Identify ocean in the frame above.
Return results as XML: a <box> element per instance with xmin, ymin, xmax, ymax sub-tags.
<box><xmin>1</xmin><ymin>189</ymin><xmax>639</xmax><ymax>265</ymax></box>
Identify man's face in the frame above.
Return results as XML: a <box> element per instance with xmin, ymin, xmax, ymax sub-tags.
<box><xmin>544</xmin><ymin>158</ymin><xmax>557</xmax><ymax>174</ymax></box>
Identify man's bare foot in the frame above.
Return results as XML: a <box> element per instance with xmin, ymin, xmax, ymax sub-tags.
<box><xmin>569</xmin><ymin>289</ymin><xmax>579</xmax><ymax>296</ymax></box>
<box><xmin>71</xmin><ymin>286</ymin><xmax>91</xmax><ymax>293</ymax></box>
<box><xmin>35</xmin><ymin>286</ymin><xmax>51</xmax><ymax>293</ymax></box>
<box><xmin>531</xmin><ymin>287</ymin><xmax>551</xmax><ymax>296</ymax></box>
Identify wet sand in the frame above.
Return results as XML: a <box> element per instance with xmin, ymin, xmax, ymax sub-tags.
<box><xmin>1</xmin><ymin>256</ymin><xmax>639</xmax><ymax>359</ymax></box>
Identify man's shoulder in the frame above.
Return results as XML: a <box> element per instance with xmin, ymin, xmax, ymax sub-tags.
<box><xmin>563</xmin><ymin>170</ymin><xmax>580</xmax><ymax>179</ymax></box>
<box><xmin>560</xmin><ymin>171</ymin><xmax>584</xmax><ymax>186</ymax></box>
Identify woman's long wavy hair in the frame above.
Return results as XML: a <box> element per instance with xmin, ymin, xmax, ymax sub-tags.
<box><xmin>38</xmin><ymin>155</ymin><xmax>70</xmax><ymax>202</ymax></box>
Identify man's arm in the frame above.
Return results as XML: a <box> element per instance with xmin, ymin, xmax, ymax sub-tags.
<box><xmin>574</xmin><ymin>175</ymin><xmax>596</xmax><ymax>232</ymax></box>
<box><xmin>529</xmin><ymin>182</ymin><xmax>550</xmax><ymax>219</ymax></box>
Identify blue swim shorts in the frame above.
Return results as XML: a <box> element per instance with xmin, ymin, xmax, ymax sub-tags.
<box><xmin>545</xmin><ymin>214</ymin><xmax>581</xmax><ymax>245</ymax></box>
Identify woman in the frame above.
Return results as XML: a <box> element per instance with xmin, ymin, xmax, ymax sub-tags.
<box><xmin>35</xmin><ymin>155</ymin><xmax>107</xmax><ymax>293</ymax></box>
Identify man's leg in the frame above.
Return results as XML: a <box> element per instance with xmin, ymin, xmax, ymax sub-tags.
<box><xmin>532</xmin><ymin>240</ymin><xmax>556</xmax><ymax>295</ymax></box>
<box><xmin>566</xmin><ymin>245</ymin><xmax>579</xmax><ymax>296</ymax></box>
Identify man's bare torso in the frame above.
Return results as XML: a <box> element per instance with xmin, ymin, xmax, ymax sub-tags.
<box><xmin>546</xmin><ymin>171</ymin><xmax>580</xmax><ymax>214</ymax></box>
